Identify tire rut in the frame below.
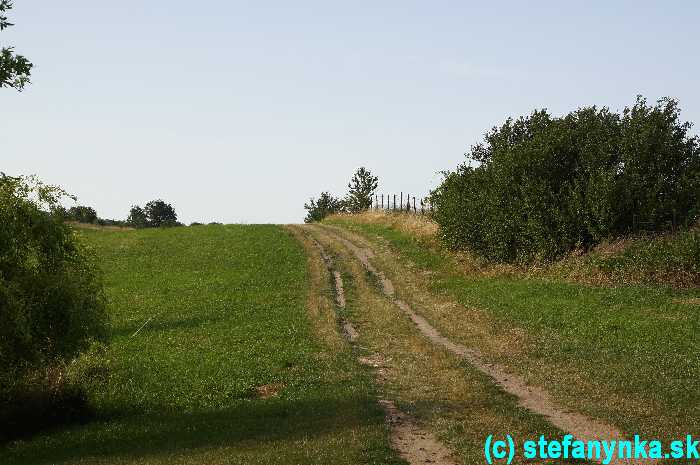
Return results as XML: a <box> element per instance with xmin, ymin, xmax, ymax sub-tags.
<box><xmin>296</xmin><ymin>226</ymin><xmax>458</xmax><ymax>465</ymax></box>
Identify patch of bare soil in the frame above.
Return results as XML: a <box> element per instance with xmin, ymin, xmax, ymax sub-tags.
<box><xmin>319</xmin><ymin>226</ymin><xmax>647</xmax><ymax>465</ymax></box>
<box><xmin>255</xmin><ymin>383</ymin><xmax>284</xmax><ymax>399</ymax></box>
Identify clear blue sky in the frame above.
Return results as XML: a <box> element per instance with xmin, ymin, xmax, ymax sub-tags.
<box><xmin>3</xmin><ymin>1</ymin><xmax>699</xmax><ymax>224</ymax></box>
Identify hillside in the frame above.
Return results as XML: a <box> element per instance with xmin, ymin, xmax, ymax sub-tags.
<box><xmin>1</xmin><ymin>225</ymin><xmax>402</xmax><ymax>465</ymax></box>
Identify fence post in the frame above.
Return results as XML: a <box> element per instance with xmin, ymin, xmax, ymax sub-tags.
<box><xmin>420</xmin><ymin>199</ymin><xmax>424</xmax><ymax>215</ymax></box>
<box><xmin>413</xmin><ymin>196</ymin><xmax>416</xmax><ymax>213</ymax></box>
<box><xmin>400</xmin><ymin>192</ymin><xmax>403</xmax><ymax>212</ymax></box>
<box><xmin>381</xmin><ymin>194</ymin><xmax>384</xmax><ymax>209</ymax></box>
<box><xmin>393</xmin><ymin>194</ymin><xmax>396</xmax><ymax>210</ymax></box>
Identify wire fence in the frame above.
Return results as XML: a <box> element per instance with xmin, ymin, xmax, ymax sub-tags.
<box><xmin>372</xmin><ymin>193</ymin><xmax>433</xmax><ymax>215</ymax></box>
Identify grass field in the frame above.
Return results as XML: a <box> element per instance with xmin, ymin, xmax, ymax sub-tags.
<box><xmin>325</xmin><ymin>214</ymin><xmax>700</xmax><ymax>445</ymax></box>
<box><xmin>1</xmin><ymin>225</ymin><xmax>402</xmax><ymax>465</ymax></box>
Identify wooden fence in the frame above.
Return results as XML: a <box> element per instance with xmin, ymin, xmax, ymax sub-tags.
<box><xmin>372</xmin><ymin>193</ymin><xmax>433</xmax><ymax>215</ymax></box>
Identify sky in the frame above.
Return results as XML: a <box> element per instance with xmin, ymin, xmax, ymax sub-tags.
<box><xmin>3</xmin><ymin>1</ymin><xmax>699</xmax><ymax>224</ymax></box>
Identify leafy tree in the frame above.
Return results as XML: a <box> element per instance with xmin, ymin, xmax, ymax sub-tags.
<box><xmin>304</xmin><ymin>191</ymin><xmax>344</xmax><ymax>223</ymax></box>
<box><xmin>0</xmin><ymin>174</ymin><xmax>108</xmax><ymax>402</ymax></box>
<box><xmin>67</xmin><ymin>206</ymin><xmax>98</xmax><ymax>224</ymax></box>
<box><xmin>127</xmin><ymin>205</ymin><xmax>148</xmax><ymax>228</ymax></box>
<box><xmin>0</xmin><ymin>1</ymin><xmax>33</xmax><ymax>91</ymax></box>
<box><xmin>344</xmin><ymin>167</ymin><xmax>378</xmax><ymax>213</ymax></box>
<box><xmin>144</xmin><ymin>199</ymin><xmax>177</xmax><ymax>227</ymax></box>
<box><xmin>431</xmin><ymin>96</ymin><xmax>700</xmax><ymax>263</ymax></box>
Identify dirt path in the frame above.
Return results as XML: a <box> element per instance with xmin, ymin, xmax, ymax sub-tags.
<box><xmin>314</xmin><ymin>225</ymin><xmax>646</xmax><ymax>465</ymax></box>
<box><xmin>298</xmin><ymin>227</ymin><xmax>458</xmax><ymax>465</ymax></box>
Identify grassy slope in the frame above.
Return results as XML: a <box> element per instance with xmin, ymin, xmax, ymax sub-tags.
<box><xmin>326</xmin><ymin>215</ymin><xmax>700</xmax><ymax>443</ymax></box>
<box><xmin>1</xmin><ymin>225</ymin><xmax>401</xmax><ymax>465</ymax></box>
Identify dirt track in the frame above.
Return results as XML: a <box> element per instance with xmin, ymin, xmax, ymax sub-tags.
<box><xmin>297</xmin><ymin>227</ymin><xmax>458</xmax><ymax>465</ymax></box>
<box><xmin>295</xmin><ymin>224</ymin><xmax>645</xmax><ymax>465</ymax></box>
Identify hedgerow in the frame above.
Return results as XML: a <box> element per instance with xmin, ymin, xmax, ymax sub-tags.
<box><xmin>431</xmin><ymin>97</ymin><xmax>700</xmax><ymax>263</ymax></box>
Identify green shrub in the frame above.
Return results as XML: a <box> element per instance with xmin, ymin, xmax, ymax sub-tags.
<box><xmin>431</xmin><ymin>97</ymin><xmax>700</xmax><ymax>263</ymax></box>
<box><xmin>0</xmin><ymin>174</ymin><xmax>109</xmax><ymax>405</ymax></box>
<box><xmin>304</xmin><ymin>192</ymin><xmax>345</xmax><ymax>223</ymax></box>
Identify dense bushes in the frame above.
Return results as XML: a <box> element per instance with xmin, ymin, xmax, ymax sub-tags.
<box><xmin>431</xmin><ymin>97</ymin><xmax>700</xmax><ymax>263</ymax></box>
<box><xmin>0</xmin><ymin>175</ymin><xmax>108</xmax><ymax>412</ymax></box>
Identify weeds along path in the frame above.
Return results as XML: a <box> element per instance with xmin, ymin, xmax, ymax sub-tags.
<box><xmin>289</xmin><ymin>225</ymin><xmax>458</xmax><ymax>465</ymax></box>
<box><xmin>309</xmin><ymin>224</ymin><xmax>647</xmax><ymax>465</ymax></box>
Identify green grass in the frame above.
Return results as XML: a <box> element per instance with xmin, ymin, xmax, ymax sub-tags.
<box><xmin>1</xmin><ymin>225</ymin><xmax>401</xmax><ymax>465</ymax></box>
<box><xmin>571</xmin><ymin>229</ymin><xmax>700</xmax><ymax>287</ymax></box>
<box><xmin>326</xmin><ymin>217</ymin><xmax>700</xmax><ymax>442</ymax></box>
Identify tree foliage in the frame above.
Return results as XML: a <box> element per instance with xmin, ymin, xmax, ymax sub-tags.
<box><xmin>0</xmin><ymin>174</ymin><xmax>108</xmax><ymax>400</ymax></box>
<box><xmin>0</xmin><ymin>1</ymin><xmax>33</xmax><ymax>91</ymax></box>
<box><xmin>304</xmin><ymin>192</ymin><xmax>344</xmax><ymax>223</ymax></box>
<box><xmin>431</xmin><ymin>96</ymin><xmax>700</xmax><ymax>263</ymax></box>
<box><xmin>344</xmin><ymin>167</ymin><xmax>379</xmax><ymax>213</ymax></box>
<box><xmin>127</xmin><ymin>200</ymin><xmax>178</xmax><ymax>228</ymax></box>
<box><xmin>127</xmin><ymin>205</ymin><xmax>148</xmax><ymax>228</ymax></box>
<box><xmin>144</xmin><ymin>199</ymin><xmax>178</xmax><ymax>227</ymax></box>
<box><xmin>66</xmin><ymin>206</ymin><xmax>98</xmax><ymax>224</ymax></box>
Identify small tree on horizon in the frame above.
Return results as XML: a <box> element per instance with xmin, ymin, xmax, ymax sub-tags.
<box><xmin>67</xmin><ymin>206</ymin><xmax>98</xmax><ymax>224</ymax></box>
<box><xmin>144</xmin><ymin>199</ymin><xmax>177</xmax><ymax>227</ymax></box>
<box><xmin>304</xmin><ymin>192</ymin><xmax>344</xmax><ymax>223</ymax></box>
<box><xmin>344</xmin><ymin>167</ymin><xmax>378</xmax><ymax>213</ymax></box>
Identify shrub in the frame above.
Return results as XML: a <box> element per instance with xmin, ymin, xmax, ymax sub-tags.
<box><xmin>0</xmin><ymin>174</ymin><xmax>109</xmax><ymax>407</ymax></box>
<box><xmin>431</xmin><ymin>97</ymin><xmax>700</xmax><ymax>263</ymax></box>
<box><xmin>304</xmin><ymin>192</ymin><xmax>344</xmax><ymax>223</ymax></box>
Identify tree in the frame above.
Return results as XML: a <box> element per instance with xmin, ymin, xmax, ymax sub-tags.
<box><xmin>344</xmin><ymin>167</ymin><xmax>379</xmax><ymax>213</ymax></box>
<box><xmin>0</xmin><ymin>174</ymin><xmax>108</xmax><ymax>404</ymax></box>
<box><xmin>127</xmin><ymin>205</ymin><xmax>148</xmax><ymax>228</ymax></box>
<box><xmin>304</xmin><ymin>192</ymin><xmax>344</xmax><ymax>223</ymax></box>
<box><xmin>144</xmin><ymin>199</ymin><xmax>177</xmax><ymax>227</ymax></box>
<box><xmin>67</xmin><ymin>206</ymin><xmax>98</xmax><ymax>224</ymax></box>
<box><xmin>431</xmin><ymin>96</ymin><xmax>700</xmax><ymax>263</ymax></box>
<box><xmin>0</xmin><ymin>1</ymin><xmax>33</xmax><ymax>91</ymax></box>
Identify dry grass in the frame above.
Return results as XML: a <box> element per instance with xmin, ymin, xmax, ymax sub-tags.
<box><xmin>67</xmin><ymin>221</ymin><xmax>134</xmax><ymax>231</ymax></box>
<box><xmin>327</xmin><ymin>211</ymin><xmax>439</xmax><ymax>241</ymax></box>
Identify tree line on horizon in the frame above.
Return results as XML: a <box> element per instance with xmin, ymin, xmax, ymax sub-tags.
<box><xmin>53</xmin><ymin>200</ymin><xmax>181</xmax><ymax>229</ymax></box>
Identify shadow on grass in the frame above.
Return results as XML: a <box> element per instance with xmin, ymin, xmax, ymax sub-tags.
<box><xmin>2</xmin><ymin>395</ymin><xmax>381</xmax><ymax>465</ymax></box>
<box><xmin>111</xmin><ymin>314</ymin><xmax>225</xmax><ymax>339</ymax></box>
